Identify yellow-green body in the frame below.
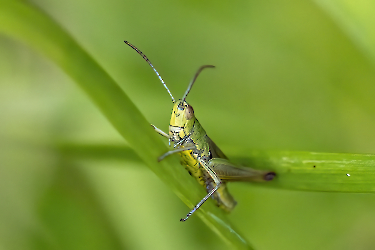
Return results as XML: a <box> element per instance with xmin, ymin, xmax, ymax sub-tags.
<box><xmin>169</xmin><ymin>100</ymin><xmax>236</xmax><ymax>212</ymax></box>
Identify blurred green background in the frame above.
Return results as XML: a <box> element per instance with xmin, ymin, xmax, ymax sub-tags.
<box><xmin>1</xmin><ymin>0</ymin><xmax>375</xmax><ymax>249</ymax></box>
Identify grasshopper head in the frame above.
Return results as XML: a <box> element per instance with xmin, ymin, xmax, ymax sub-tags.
<box><xmin>169</xmin><ymin>65</ymin><xmax>215</xmax><ymax>133</ymax></box>
<box><xmin>169</xmin><ymin>100</ymin><xmax>196</xmax><ymax>141</ymax></box>
<box><xmin>124</xmin><ymin>42</ymin><xmax>213</xmax><ymax>142</ymax></box>
<box><xmin>168</xmin><ymin>65</ymin><xmax>214</xmax><ymax>141</ymax></box>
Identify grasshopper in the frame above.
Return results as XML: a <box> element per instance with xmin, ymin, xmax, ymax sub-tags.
<box><xmin>125</xmin><ymin>41</ymin><xmax>276</xmax><ymax>221</ymax></box>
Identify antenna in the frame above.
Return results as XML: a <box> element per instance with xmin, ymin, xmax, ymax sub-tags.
<box><xmin>182</xmin><ymin>65</ymin><xmax>215</xmax><ymax>101</ymax></box>
<box><xmin>124</xmin><ymin>41</ymin><xmax>175</xmax><ymax>103</ymax></box>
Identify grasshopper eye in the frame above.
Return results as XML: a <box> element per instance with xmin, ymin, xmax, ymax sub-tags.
<box><xmin>185</xmin><ymin>105</ymin><xmax>194</xmax><ymax>120</ymax></box>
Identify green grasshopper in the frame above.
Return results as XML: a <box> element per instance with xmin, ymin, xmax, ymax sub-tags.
<box><xmin>125</xmin><ymin>41</ymin><xmax>276</xmax><ymax>221</ymax></box>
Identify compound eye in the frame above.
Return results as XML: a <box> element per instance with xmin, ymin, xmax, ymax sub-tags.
<box><xmin>185</xmin><ymin>105</ymin><xmax>194</xmax><ymax>120</ymax></box>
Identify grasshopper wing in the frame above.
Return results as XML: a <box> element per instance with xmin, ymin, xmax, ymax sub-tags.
<box><xmin>209</xmin><ymin>158</ymin><xmax>276</xmax><ymax>182</ymax></box>
<box><xmin>207</xmin><ymin>136</ymin><xmax>228</xmax><ymax>159</ymax></box>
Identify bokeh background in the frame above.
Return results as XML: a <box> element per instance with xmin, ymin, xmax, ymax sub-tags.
<box><xmin>1</xmin><ymin>0</ymin><xmax>375</xmax><ymax>249</ymax></box>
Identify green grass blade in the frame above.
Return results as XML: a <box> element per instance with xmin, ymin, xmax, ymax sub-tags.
<box><xmin>231</xmin><ymin>150</ymin><xmax>375</xmax><ymax>192</ymax></box>
<box><xmin>59</xmin><ymin>144</ymin><xmax>375</xmax><ymax>193</ymax></box>
<box><xmin>0</xmin><ymin>1</ymin><xmax>252</xmax><ymax>249</ymax></box>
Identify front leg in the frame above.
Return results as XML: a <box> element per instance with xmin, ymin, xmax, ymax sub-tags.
<box><xmin>154</xmin><ymin>126</ymin><xmax>196</xmax><ymax>161</ymax></box>
<box><xmin>151</xmin><ymin>124</ymin><xmax>169</xmax><ymax>138</ymax></box>
<box><xmin>158</xmin><ymin>145</ymin><xmax>196</xmax><ymax>162</ymax></box>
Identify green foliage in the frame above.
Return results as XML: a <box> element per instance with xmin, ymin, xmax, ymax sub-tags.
<box><xmin>1</xmin><ymin>0</ymin><xmax>375</xmax><ymax>249</ymax></box>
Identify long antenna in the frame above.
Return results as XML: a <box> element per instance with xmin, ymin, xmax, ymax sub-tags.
<box><xmin>182</xmin><ymin>65</ymin><xmax>215</xmax><ymax>101</ymax></box>
<box><xmin>124</xmin><ymin>41</ymin><xmax>175</xmax><ymax>103</ymax></box>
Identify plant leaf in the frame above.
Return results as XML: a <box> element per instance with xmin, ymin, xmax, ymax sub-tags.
<box><xmin>0</xmin><ymin>1</ymin><xmax>252</xmax><ymax>249</ymax></box>
<box><xmin>231</xmin><ymin>150</ymin><xmax>375</xmax><ymax>193</ymax></box>
<box><xmin>58</xmin><ymin>143</ymin><xmax>375</xmax><ymax>193</ymax></box>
